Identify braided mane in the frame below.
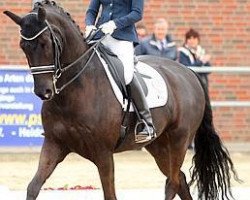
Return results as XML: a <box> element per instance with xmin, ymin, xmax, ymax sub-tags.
<box><xmin>33</xmin><ymin>0</ymin><xmax>83</xmax><ymax>36</ymax></box>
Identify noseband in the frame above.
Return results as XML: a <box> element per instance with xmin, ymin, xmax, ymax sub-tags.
<box><xmin>21</xmin><ymin>13</ymin><xmax>102</xmax><ymax>94</ymax></box>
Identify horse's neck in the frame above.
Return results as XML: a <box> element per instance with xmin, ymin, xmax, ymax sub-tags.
<box><xmin>51</xmin><ymin>14</ymin><xmax>86</xmax><ymax>64</ymax></box>
<box><xmin>56</xmin><ymin>53</ymin><xmax>109</xmax><ymax>102</ymax></box>
<box><xmin>61</xmin><ymin>33</ymin><xmax>87</xmax><ymax>64</ymax></box>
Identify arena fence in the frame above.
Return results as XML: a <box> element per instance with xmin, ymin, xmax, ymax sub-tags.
<box><xmin>1</xmin><ymin>65</ymin><xmax>250</xmax><ymax>108</ymax></box>
<box><xmin>189</xmin><ymin>66</ymin><xmax>250</xmax><ymax>107</ymax></box>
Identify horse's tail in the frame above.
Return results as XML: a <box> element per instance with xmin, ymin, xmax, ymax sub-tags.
<box><xmin>189</xmin><ymin>76</ymin><xmax>239</xmax><ymax>200</ymax></box>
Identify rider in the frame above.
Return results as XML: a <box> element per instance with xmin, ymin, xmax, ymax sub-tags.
<box><xmin>84</xmin><ymin>0</ymin><xmax>155</xmax><ymax>143</ymax></box>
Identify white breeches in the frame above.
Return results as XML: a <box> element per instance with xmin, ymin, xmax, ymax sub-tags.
<box><xmin>101</xmin><ymin>35</ymin><xmax>134</xmax><ymax>84</ymax></box>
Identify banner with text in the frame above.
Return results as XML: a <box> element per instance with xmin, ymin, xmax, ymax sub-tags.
<box><xmin>0</xmin><ymin>69</ymin><xmax>44</xmax><ymax>146</ymax></box>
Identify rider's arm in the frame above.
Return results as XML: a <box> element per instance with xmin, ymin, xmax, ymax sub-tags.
<box><xmin>85</xmin><ymin>0</ymin><xmax>101</xmax><ymax>26</ymax></box>
<box><xmin>113</xmin><ymin>0</ymin><xmax>144</xmax><ymax>29</ymax></box>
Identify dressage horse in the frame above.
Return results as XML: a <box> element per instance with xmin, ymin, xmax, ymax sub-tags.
<box><xmin>4</xmin><ymin>1</ymin><xmax>238</xmax><ymax>200</ymax></box>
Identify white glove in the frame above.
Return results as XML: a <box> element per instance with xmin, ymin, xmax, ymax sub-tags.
<box><xmin>84</xmin><ymin>25</ymin><xmax>97</xmax><ymax>38</ymax></box>
<box><xmin>100</xmin><ymin>21</ymin><xmax>117</xmax><ymax>35</ymax></box>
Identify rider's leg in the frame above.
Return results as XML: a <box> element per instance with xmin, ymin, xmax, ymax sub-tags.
<box><xmin>101</xmin><ymin>35</ymin><xmax>134</xmax><ymax>84</ymax></box>
<box><xmin>101</xmin><ymin>35</ymin><xmax>155</xmax><ymax>143</ymax></box>
<box><xmin>129</xmin><ymin>74</ymin><xmax>155</xmax><ymax>143</ymax></box>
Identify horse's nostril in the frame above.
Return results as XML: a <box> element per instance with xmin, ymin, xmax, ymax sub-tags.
<box><xmin>35</xmin><ymin>87</ymin><xmax>54</xmax><ymax>100</ymax></box>
<box><xmin>44</xmin><ymin>89</ymin><xmax>52</xmax><ymax>99</ymax></box>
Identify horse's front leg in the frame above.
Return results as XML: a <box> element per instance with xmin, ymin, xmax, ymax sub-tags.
<box><xmin>26</xmin><ymin>137</ymin><xmax>69</xmax><ymax>200</ymax></box>
<box><xmin>95</xmin><ymin>152</ymin><xmax>117</xmax><ymax>200</ymax></box>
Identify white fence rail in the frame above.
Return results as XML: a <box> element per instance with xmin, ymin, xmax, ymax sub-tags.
<box><xmin>188</xmin><ymin>66</ymin><xmax>250</xmax><ymax>73</ymax></box>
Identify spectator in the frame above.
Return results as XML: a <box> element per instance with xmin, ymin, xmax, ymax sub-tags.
<box><xmin>135</xmin><ymin>18</ymin><xmax>177</xmax><ymax>61</ymax></box>
<box><xmin>178</xmin><ymin>28</ymin><xmax>211</xmax><ymax>88</ymax></box>
<box><xmin>136</xmin><ymin>22</ymin><xmax>148</xmax><ymax>41</ymax></box>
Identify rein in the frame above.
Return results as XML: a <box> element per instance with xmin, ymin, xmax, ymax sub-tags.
<box><xmin>21</xmin><ymin>13</ymin><xmax>104</xmax><ymax>94</ymax></box>
<box><xmin>54</xmin><ymin>41</ymin><xmax>101</xmax><ymax>93</ymax></box>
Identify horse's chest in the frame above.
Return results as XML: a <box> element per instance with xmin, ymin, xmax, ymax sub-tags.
<box><xmin>47</xmin><ymin>121</ymin><xmax>98</xmax><ymax>157</ymax></box>
<box><xmin>45</xmin><ymin>120</ymin><xmax>82</xmax><ymax>140</ymax></box>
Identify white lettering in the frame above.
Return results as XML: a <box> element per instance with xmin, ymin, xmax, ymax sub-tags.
<box><xmin>0</xmin><ymin>95</ymin><xmax>15</xmax><ymax>102</ymax></box>
<box><xmin>0</xmin><ymin>87</ymin><xmax>9</xmax><ymax>94</ymax></box>
<box><xmin>4</xmin><ymin>74</ymin><xmax>25</xmax><ymax>83</ymax></box>
<box><xmin>0</xmin><ymin>128</ymin><xmax>4</xmax><ymax>138</ymax></box>
<box><xmin>9</xmin><ymin>87</ymin><xmax>24</xmax><ymax>93</ymax></box>
<box><xmin>24</xmin><ymin>87</ymin><xmax>32</xmax><ymax>93</ymax></box>
<box><xmin>18</xmin><ymin>127</ymin><xmax>43</xmax><ymax>138</ymax></box>
<box><xmin>0</xmin><ymin>102</ymin><xmax>34</xmax><ymax>111</ymax></box>
<box><xmin>25</xmin><ymin>74</ymin><xmax>34</xmax><ymax>83</ymax></box>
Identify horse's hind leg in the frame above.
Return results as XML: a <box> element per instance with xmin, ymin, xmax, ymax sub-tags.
<box><xmin>145</xmin><ymin>132</ymin><xmax>192</xmax><ymax>200</ymax></box>
<box><xmin>164</xmin><ymin>172</ymin><xmax>191</xmax><ymax>200</ymax></box>
<box><xmin>177</xmin><ymin>171</ymin><xmax>192</xmax><ymax>200</ymax></box>
<box><xmin>26</xmin><ymin>137</ymin><xmax>69</xmax><ymax>200</ymax></box>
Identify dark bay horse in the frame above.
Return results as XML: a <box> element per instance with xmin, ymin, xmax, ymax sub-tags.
<box><xmin>4</xmin><ymin>1</ymin><xmax>238</xmax><ymax>200</ymax></box>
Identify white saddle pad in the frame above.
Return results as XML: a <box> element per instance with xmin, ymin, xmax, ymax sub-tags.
<box><xmin>97</xmin><ymin>53</ymin><xmax>168</xmax><ymax>111</ymax></box>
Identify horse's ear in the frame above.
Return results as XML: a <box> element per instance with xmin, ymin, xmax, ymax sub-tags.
<box><xmin>3</xmin><ymin>11</ymin><xmax>22</xmax><ymax>25</ymax></box>
<box><xmin>37</xmin><ymin>6</ymin><xmax>46</xmax><ymax>23</ymax></box>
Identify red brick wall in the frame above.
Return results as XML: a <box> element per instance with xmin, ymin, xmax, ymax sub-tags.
<box><xmin>143</xmin><ymin>0</ymin><xmax>250</xmax><ymax>66</ymax></box>
<box><xmin>1</xmin><ymin>0</ymin><xmax>250</xmax><ymax>141</ymax></box>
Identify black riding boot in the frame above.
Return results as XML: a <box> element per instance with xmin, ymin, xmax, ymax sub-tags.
<box><xmin>129</xmin><ymin>75</ymin><xmax>155</xmax><ymax>143</ymax></box>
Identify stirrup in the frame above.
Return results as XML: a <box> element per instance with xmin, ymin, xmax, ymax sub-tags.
<box><xmin>134</xmin><ymin>120</ymin><xmax>155</xmax><ymax>143</ymax></box>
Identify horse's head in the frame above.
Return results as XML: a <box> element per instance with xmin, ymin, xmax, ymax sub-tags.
<box><xmin>4</xmin><ymin>7</ymin><xmax>55</xmax><ymax>100</ymax></box>
<box><xmin>4</xmin><ymin>1</ymin><xmax>86</xmax><ymax>100</ymax></box>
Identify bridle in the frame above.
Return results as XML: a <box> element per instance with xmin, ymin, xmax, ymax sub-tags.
<box><xmin>21</xmin><ymin>13</ymin><xmax>102</xmax><ymax>94</ymax></box>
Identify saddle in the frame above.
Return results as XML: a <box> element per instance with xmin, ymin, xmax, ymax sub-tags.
<box><xmin>97</xmin><ymin>44</ymin><xmax>148</xmax><ymax>99</ymax></box>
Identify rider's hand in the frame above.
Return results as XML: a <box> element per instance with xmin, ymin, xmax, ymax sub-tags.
<box><xmin>100</xmin><ymin>21</ymin><xmax>117</xmax><ymax>35</ymax></box>
<box><xmin>84</xmin><ymin>25</ymin><xmax>97</xmax><ymax>38</ymax></box>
